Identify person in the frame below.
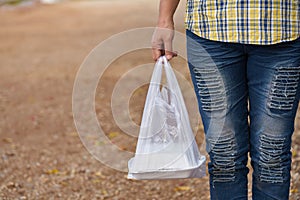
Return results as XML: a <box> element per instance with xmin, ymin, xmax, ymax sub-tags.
<box><xmin>151</xmin><ymin>0</ymin><xmax>300</xmax><ymax>199</ymax></box>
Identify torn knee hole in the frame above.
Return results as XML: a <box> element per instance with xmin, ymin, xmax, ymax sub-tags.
<box><xmin>193</xmin><ymin>67</ymin><xmax>226</xmax><ymax>112</ymax></box>
<box><xmin>267</xmin><ymin>65</ymin><xmax>300</xmax><ymax>111</ymax></box>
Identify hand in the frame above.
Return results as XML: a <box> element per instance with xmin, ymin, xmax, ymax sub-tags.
<box><xmin>151</xmin><ymin>21</ymin><xmax>177</xmax><ymax>61</ymax></box>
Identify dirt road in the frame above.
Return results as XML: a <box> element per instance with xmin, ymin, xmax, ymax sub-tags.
<box><xmin>0</xmin><ymin>1</ymin><xmax>299</xmax><ymax>199</ymax></box>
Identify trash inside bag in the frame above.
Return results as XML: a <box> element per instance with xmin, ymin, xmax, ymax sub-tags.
<box><xmin>127</xmin><ymin>56</ymin><xmax>206</xmax><ymax>180</ymax></box>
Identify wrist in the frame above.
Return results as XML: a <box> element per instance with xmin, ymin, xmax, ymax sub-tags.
<box><xmin>157</xmin><ymin>18</ymin><xmax>174</xmax><ymax>29</ymax></box>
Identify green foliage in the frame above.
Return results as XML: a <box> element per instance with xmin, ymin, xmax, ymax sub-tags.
<box><xmin>1</xmin><ymin>0</ymin><xmax>27</xmax><ymax>6</ymax></box>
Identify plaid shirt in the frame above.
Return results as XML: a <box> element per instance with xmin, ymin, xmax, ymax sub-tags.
<box><xmin>185</xmin><ymin>0</ymin><xmax>300</xmax><ymax>45</ymax></box>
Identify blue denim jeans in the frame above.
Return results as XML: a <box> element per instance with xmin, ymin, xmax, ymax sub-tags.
<box><xmin>186</xmin><ymin>30</ymin><xmax>300</xmax><ymax>200</ymax></box>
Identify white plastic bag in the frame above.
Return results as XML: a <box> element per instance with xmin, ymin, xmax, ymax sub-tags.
<box><xmin>127</xmin><ymin>56</ymin><xmax>206</xmax><ymax>180</ymax></box>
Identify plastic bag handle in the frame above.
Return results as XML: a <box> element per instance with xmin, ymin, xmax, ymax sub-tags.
<box><xmin>161</xmin><ymin>56</ymin><xmax>193</xmax><ymax>132</ymax></box>
<box><xmin>141</xmin><ymin>56</ymin><xmax>191</xmax><ymax>130</ymax></box>
<box><xmin>139</xmin><ymin>57</ymin><xmax>164</xmax><ymax>130</ymax></box>
<box><xmin>150</xmin><ymin>56</ymin><xmax>184</xmax><ymax>109</ymax></box>
<box><xmin>149</xmin><ymin>56</ymin><xmax>163</xmax><ymax>93</ymax></box>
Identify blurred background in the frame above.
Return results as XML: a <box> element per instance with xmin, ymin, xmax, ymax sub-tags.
<box><xmin>0</xmin><ymin>0</ymin><xmax>299</xmax><ymax>199</ymax></box>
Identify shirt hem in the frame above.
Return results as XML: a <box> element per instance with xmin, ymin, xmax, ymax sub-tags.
<box><xmin>185</xmin><ymin>27</ymin><xmax>300</xmax><ymax>45</ymax></box>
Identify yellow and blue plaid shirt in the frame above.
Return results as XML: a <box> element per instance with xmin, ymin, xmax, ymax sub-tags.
<box><xmin>185</xmin><ymin>0</ymin><xmax>300</xmax><ymax>45</ymax></box>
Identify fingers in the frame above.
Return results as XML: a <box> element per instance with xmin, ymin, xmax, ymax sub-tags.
<box><xmin>152</xmin><ymin>48</ymin><xmax>177</xmax><ymax>61</ymax></box>
<box><xmin>151</xmin><ymin>31</ymin><xmax>164</xmax><ymax>61</ymax></box>
<box><xmin>152</xmin><ymin>43</ymin><xmax>163</xmax><ymax>61</ymax></box>
<box><xmin>163</xmin><ymin>39</ymin><xmax>177</xmax><ymax>60</ymax></box>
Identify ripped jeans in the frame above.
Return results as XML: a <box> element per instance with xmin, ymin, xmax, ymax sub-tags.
<box><xmin>186</xmin><ymin>30</ymin><xmax>300</xmax><ymax>200</ymax></box>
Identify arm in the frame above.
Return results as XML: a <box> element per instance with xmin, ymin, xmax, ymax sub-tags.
<box><xmin>152</xmin><ymin>0</ymin><xmax>180</xmax><ymax>61</ymax></box>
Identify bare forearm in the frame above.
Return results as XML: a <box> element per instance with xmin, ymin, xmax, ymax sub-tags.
<box><xmin>157</xmin><ymin>0</ymin><xmax>180</xmax><ymax>27</ymax></box>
